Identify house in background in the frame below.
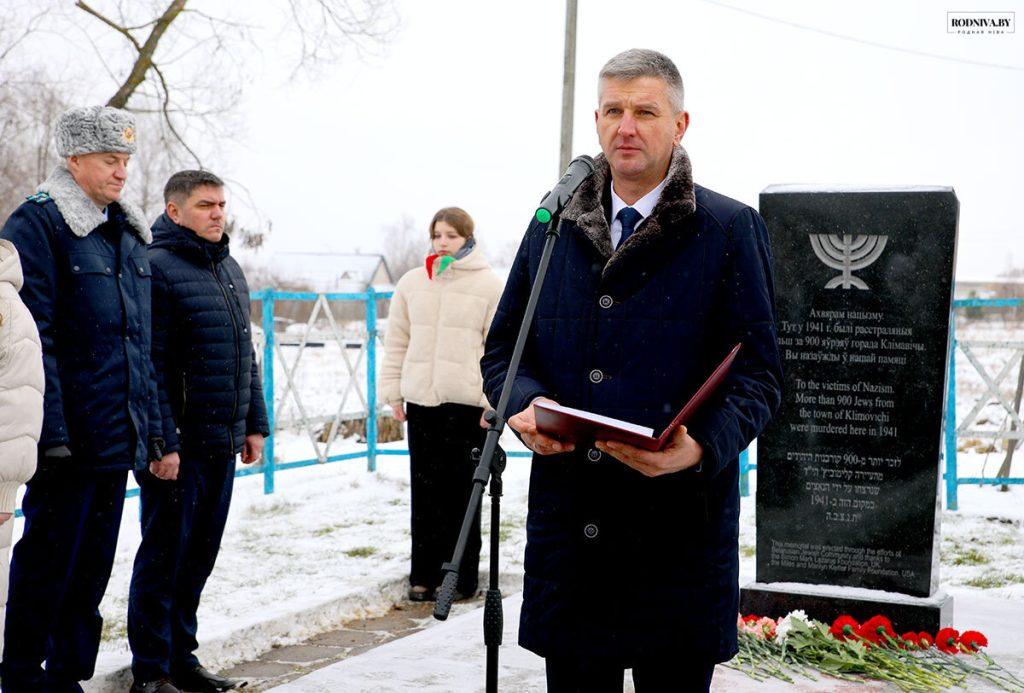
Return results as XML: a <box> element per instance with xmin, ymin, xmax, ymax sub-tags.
<box><xmin>272</xmin><ymin>252</ymin><xmax>395</xmax><ymax>293</ymax></box>
<box><xmin>955</xmin><ymin>276</ymin><xmax>1024</xmax><ymax>301</ymax></box>
<box><xmin>955</xmin><ymin>276</ymin><xmax>1024</xmax><ymax>321</ymax></box>
<box><xmin>264</xmin><ymin>252</ymin><xmax>397</xmax><ymax>329</ymax></box>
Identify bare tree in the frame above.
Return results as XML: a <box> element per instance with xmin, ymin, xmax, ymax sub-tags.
<box><xmin>0</xmin><ymin>0</ymin><xmax>398</xmax><ymax>234</ymax></box>
<box><xmin>61</xmin><ymin>1</ymin><xmax>398</xmax><ymax>163</ymax></box>
<box><xmin>382</xmin><ymin>214</ymin><xmax>426</xmax><ymax>281</ymax></box>
<box><xmin>0</xmin><ymin>71</ymin><xmax>69</xmax><ymax>218</ymax></box>
<box><xmin>488</xmin><ymin>238</ymin><xmax>522</xmax><ymax>271</ymax></box>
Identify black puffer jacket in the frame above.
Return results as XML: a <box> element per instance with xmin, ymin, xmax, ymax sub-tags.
<box><xmin>149</xmin><ymin>214</ymin><xmax>269</xmax><ymax>458</ymax></box>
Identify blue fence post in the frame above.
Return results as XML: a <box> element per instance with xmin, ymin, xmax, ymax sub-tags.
<box><xmin>262</xmin><ymin>290</ymin><xmax>276</xmax><ymax>495</ymax></box>
<box><xmin>739</xmin><ymin>448</ymin><xmax>750</xmax><ymax>497</ymax></box>
<box><xmin>366</xmin><ymin>287</ymin><xmax>378</xmax><ymax>472</ymax></box>
<box><xmin>944</xmin><ymin>315</ymin><xmax>958</xmax><ymax>510</ymax></box>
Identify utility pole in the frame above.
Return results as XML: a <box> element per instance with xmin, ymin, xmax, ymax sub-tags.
<box><xmin>559</xmin><ymin>0</ymin><xmax>578</xmax><ymax>174</ymax></box>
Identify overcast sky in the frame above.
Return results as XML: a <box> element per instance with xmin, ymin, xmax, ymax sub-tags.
<box><xmin>16</xmin><ymin>0</ymin><xmax>1024</xmax><ymax>279</ymax></box>
<box><xmin>224</xmin><ymin>0</ymin><xmax>1024</xmax><ymax>279</ymax></box>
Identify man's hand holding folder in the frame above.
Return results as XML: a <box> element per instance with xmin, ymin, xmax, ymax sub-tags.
<box><xmin>507</xmin><ymin>397</ymin><xmax>576</xmax><ymax>456</ymax></box>
<box><xmin>596</xmin><ymin>426</ymin><xmax>703</xmax><ymax>477</ymax></box>
<box><xmin>508</xmin><ymin>344</ymin><xmax>742</xmax><ymax>476</ymax></box>
<box><xmin>508</xmin><ymin>400</ymin><xmax>703</xmax><ymax>476</ymax></box>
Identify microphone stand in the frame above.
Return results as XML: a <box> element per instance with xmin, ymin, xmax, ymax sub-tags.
<box><xmin>433</xmin><ymin>210</ymin><xmax>565</xmax><ymax>693</ymax></box>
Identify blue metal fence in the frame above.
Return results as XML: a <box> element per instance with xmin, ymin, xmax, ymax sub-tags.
<box><xmin>248</xmin><ymin>289</ymin><xmax>531</xmax><ymax>498</ymax></box>
<box><xmin>186</xmin><ymin>290</ymin><xmax>1024</xmax><ymax>511</ymax></box>
<box><xmin>15</xmin><ymin>292</ymin><xmax>1018</xmax><ymax>519</ymax></box>
<box><xmin>943</xmin><ymin>297</ymin><xmax>1024</xmax><ymax>510</ymax></box>
<box><xmin>249</xmin><ymin>290</ymin><xmax>750</xmax><ymax>495</ymax></box>
<box><xmin>7</xmin><ymin>289</ymin><xmax>752</xmax><ymax>519</ymax></box>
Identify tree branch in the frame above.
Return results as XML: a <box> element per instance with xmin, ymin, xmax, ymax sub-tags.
<box><xmin>0</xmin><ymin>9</ymin><xmax>49</xmax><ymax>66</ymax></box>
<box><xmin>149</xmin><ymin>60</ymin><xmax>202</xmax><ymax>166</ymax></box>
<box><xmin>74</xmin><ymin>1</ymin><xmax>142</xmax><ymax>51</ymax></box>
<box><xmin>76</xmin><ymin>0</ymin><xmax>189</xmax><ymax>109</ymax></box>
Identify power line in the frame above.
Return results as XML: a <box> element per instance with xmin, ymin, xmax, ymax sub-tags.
<box><xmin>697</xmin><ymin>0</ymin><xmax>1024</xmax><ymax>73</ymax></box>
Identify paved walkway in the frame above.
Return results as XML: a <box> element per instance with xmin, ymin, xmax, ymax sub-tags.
<box><xmin>220</xmin><ymin>595</ymin><xmax>489</xmax><ymax>691</ymax></box>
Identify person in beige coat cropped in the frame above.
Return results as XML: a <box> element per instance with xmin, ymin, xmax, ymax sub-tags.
<box><xmin>0</xmin><ymin>239</ymin><xmax>45</xmax><ymax>655</ymax></box>
<box><xmin>379</xmin><ymin>207</ymin><xmax>503</xmax><ymax>601</ymax></box>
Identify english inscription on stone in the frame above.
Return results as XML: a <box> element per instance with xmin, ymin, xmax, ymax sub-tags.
<box><xmin>756</xmin><ymin>186</ymin><xmax>959</xmax><ymax>597</ymax></box>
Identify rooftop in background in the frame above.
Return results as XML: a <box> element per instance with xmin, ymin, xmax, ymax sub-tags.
<box><xmin>272</xmin><ymin>252</ymin><xmax>395</xmax><ymax>293</ymax></box>
<box><xmin>955</xmin><ymin>277</ymin><xmax>1024</xmax><ymax>300</ymax></box>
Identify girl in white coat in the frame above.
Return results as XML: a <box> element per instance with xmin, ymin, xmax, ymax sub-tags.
<box><xmin>0</xmin><ymin>239</ymin><xmax>44</xmax><ymax>652</ymax></box>
<box><xmin>379</xmin><ymin>208</ymin><xmax>503</xmax><ymax>601</ymax></box>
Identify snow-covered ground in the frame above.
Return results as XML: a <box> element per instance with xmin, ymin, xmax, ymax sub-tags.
<box><xmin>52</xmin><ymin>441</ymin><xmax>1017</xmax><ymax>683</ymax></box>
<box><xmin>5</xmin><ymin>314</ymin><xmax>1023</xmax><ymax>689</ymax></box>
<box><xmin>6</xmin><ymin>429</ymin><xmax>535</xmax><ymax>689</ymax></box>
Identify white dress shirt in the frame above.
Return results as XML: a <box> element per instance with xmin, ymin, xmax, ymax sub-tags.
<box><xmin>609</xmin><ymin>176</ymin><xmax>669</xmax><ymax>248</ymax></box>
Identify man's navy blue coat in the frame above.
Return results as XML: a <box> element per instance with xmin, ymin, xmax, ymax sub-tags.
<box><xmin>148</xmin><ymin>214</ymin><xmax>269</xmax><ymax>458</ymax></box>
<box><xmin>0</xmin><ymin>171</ymin><xmax>160</xmax><ymax>470</ymax></box>
<box><xmin>481</xmin><ymin>148</ymin><xmax>783</xmax><ymax>665</ymax></box>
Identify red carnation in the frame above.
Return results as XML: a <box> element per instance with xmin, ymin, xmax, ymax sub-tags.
<box><xmin>743</xmin><ymin>614</ymin><xmax>760</xmax><ymax>624</ymax></box>
<box><xmin>858</xmin><ymin>615</ymin><xmax>896</xmax><ymax>646</ymax></box>
<box><xmin>918</xmin><ymin>632</ymin><xmax>934</xmax><ymax>648</ymax></box>
<box><xmin>960</xmin><ymin>630</ymin><xmax>988</xmax><ymax>652</ymax></box>
<box><xmin>900</xmin><ymin>631</ymin><xmax>919</xmax><ymax>649</ymax></box>
<box><xmin>936</xmin><ymin>627</ymin><xmax>960</xmax><ymax>654</ymax></box>
<box><xmin>830</xmin><ymin>615</ymin><xmax>860</xmax><ymax>641</ymax></box>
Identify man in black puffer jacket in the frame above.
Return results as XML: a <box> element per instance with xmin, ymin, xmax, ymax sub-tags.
<box><xmin>127</xmin><ymin>170</ymin><xmax>269</xmax><ymax>693</ymax></box>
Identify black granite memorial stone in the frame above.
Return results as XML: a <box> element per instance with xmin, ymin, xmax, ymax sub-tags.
<box><xmin>742</xmin><ymin>186</ymin><xmax>959</xmax><ymax>632</ymax></box>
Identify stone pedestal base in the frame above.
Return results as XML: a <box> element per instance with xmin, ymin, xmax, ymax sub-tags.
<box><xmin>740</xmin><ymin>582</ymin><xmax>954</xmax><ymax>633</ymax></box>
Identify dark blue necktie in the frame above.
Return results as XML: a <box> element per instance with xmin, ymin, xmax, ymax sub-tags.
<box><xmin>616</xmin><ymin>207</ymin><xmax>642</xmax><ymax>249</ymax></box>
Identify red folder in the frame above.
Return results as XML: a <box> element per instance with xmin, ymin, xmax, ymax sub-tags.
<box><xmin>533</xmin><ymin>343</ymin><xmax>741</xmax><ymax>451</ymax></box>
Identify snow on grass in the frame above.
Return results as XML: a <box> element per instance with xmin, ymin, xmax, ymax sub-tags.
<box><xmin>76</xmin><ymin>431</ymin><xmax>533</xmax><ymax>671</ymax></box>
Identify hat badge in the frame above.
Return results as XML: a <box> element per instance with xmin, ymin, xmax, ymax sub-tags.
<box><xmin>121</xmin><ymin>126</ymin><xmax>136</xmax><ymax>144</ymax></box>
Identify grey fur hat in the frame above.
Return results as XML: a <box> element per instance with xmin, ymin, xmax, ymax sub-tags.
<box><xmin>54</xmin><ymin>105</ymin><xmax>137</xmax><ymax>158</ymax></box>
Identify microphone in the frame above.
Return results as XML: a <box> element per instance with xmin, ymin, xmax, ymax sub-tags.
<box><xmin>535</xmin><ymin>155</ymin><xmax>596</xmax><ymax>223</ymax></box>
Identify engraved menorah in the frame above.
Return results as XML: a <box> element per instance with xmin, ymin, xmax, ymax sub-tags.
<box><xmin>809</xmin><ymin>234</ymin><xmax>888</xmax><ymax>290</ymax></box>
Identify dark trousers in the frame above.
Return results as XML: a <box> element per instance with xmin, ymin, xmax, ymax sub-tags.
<box><xmin>406</xmin><ymin>402</ymin><xmax>485</xmax><ymax>595</ymax></box>
<box><xmin>545</xmin><ymin>655</ymin><xmax>715</xmax><ymax>693</ymax></box>
<box><xmin>1</xmin><ymin>466</ymin><xmax>128</xmax><ymax>693</ymax></box>
<box><xmin>127</xmin><ymin>455</ymin><xmax>235</xmax><ymax>681</ymax></box>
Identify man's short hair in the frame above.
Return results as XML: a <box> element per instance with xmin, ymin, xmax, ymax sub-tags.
<box><xmin>598</xmin><ymin>48</ymin><xmax>685</xmax><ymax>112</ymax></box>
<box><xmin>163</xmin><ymin>170</ymin><xmax>225</xmax><ymax>204</ymax></box>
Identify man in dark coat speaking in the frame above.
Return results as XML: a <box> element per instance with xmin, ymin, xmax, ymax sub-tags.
<box><xmin>126</xmin><ymin>170</ymin><xmax>269</xmax><ymax>693</ymax></box>
<box><xmin>481</xmin><ymin>49</ymin><xmax>782</xmax><ymax>691</ymax></box>
<box><xmin>1</xmin><ymin>106</ymin><xmax>163</xmax><ymax>692</ymax></box>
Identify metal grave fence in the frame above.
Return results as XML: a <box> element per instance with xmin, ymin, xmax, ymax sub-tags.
<box><xmin>944</xmin><ymin>297</ymin><xmax>1024</xmax><ymax>510</ymax></box>
<box><xmin>246</xmin><ymin>288</ymin><xmax>535</xmax><ymax>496</ymax></box>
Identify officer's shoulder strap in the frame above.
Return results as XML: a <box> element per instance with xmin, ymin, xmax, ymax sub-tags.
<box><xmin>25</xmin><ymin>191</ymin><xmax>52</xmax><ymax>204</ymax></box>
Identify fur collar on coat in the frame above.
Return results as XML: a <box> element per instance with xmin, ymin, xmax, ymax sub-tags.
<box><xmin>37</xmin><ymin>164</ymin><xmax>151</xmax><ymax>243</ymax></box>
<box><xmin>561</xmin><ymin>145</ymin><xmax>696</xmax><ymax>277</ymax></box>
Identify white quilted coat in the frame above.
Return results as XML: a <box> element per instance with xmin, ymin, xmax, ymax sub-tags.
<box><xmin>379</xmin><ymin>243</ymin><xmax>503</xmax><ymax>409</ymax></box>
<box><xmin>0</xmin><ymin>238</ymin><xmax>44</xmax><ymax>646</ymax></box>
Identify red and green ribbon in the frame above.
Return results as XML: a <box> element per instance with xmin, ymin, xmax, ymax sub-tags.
<box><xmin>425</xmin><ymin>254</ymin><xmax>455</xmax><ymax>279</ymax></box>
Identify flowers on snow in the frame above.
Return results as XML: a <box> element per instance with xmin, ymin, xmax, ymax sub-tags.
<box><xmin>960</xmin><ymin>630</ymin><xmax>989</xmax><ymax>652</ymax></box>
<box><xmin>737</xmin><ymin>613</ymin><xmax>776</xmax><ymax>640</ymax></box>
<box><xmin>857</xmin><ymin>614</ymin><xmax>897</xmax><ymax>645</ymax></box>
<box><xmin>732</xmin><ymin>612</ymin><xmax>1016</xmax><ymax>691</ymax></box>
<box><xmin>936</xmin><ymin>627</ymin><xmax>961</xmax><ymax>654</ymax></box>
<box><xmin>829</xmin><ymin>614</ymin><xmax>859</xmax><ymax>640</ymax></box>
<box><xmin>774</xmin><ymin>609</ymin><xmax>809</xmax><ymax>641</ymax></box>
